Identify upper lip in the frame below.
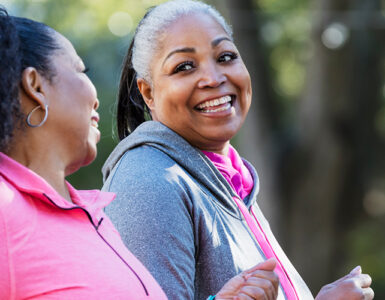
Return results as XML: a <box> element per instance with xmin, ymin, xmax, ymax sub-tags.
<box><xmin>91</xmin><ymin>112</ymin><xmax>99</xmax><ymax>123</ymax></box>
<box><xmin>195</xmin><ymin>93</ymin><xmax>234</xmax><ymax>108</ymax></box>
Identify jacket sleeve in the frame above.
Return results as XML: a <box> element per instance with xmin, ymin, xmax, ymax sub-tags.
<box><xmin>103</xmin><ymin>147</ymin><xmax>196</xmax><ymax>300</ymax></box>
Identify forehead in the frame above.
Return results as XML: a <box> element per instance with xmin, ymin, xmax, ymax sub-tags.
<box><xmin>157</xmin><ymin>13</ymin><xmax>230</xmax><ymax>53</ymax></box>
<box><xmin>52</xmin><ymin>32</ymin><xmax>82</xmax><ymax>66</ymax></box>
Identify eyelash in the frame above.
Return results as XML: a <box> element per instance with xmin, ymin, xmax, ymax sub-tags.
<box><xmin>173</xmin><ymin>61</ymin><xmax>194</xmax><ymax>74</ymax></box>
<box><xmin>218</xmin><ymin>52</ymin><xmax>238</xmax><ymax>63</ymax></box>
<box><xmin>172</xmin><ymin>52</ymin><xmax>238</xmax><ymax>74</ymax></box>
<box><xmin>82</xmin><ymin>67</ymin><xmax>90</xmax><ymax>73</ymax></box>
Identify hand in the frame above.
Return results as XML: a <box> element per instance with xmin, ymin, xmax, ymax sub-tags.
<box><xmin>216</xmin><ymin>258</ymin><xmax>279</xmax><ymax>300</ymax></box>
<box><xmin>315</xmin><ymin>266</ymin><xmax>374</xmax><ymax>300</ymax></box>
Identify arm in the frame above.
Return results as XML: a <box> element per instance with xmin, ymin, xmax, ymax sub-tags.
<box><xmin>104</xmin><ymin>149</ymin><xmax>196</xmax><ymax>299</ymax></box>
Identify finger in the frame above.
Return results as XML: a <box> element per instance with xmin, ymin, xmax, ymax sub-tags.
<box><xmin>355</xmin><ymin>274</ymin><xmax>372</xmax><ymax>288</ymax></box>
<box><xmin>362</xmin><ymin>287</ymin><xmax>375</xmax><ymax>300</ymax></box>
<box><xmin>242</xmin><ymin>277</ymin><xmax>277</xmax><ymax>299</ymax></box>
<box><xmin>243</xmin><ymin>258</ymin><xmax>277</xmax><ymax>276</ymax></box>
<box><xmin>247</xmin><ymin>271</ymin><xmax>279</xmax><ymax>292</ymax></box>
<box><xmin>234</xmin><ymin>292</ymin><xmax>255</xmax><ymax>300</ymax></box>
<box><xmin>349</xmin><ymin>265</ymin><xmax>362</xmax><ymax>276</ymax></box>
<box><xmin>238</xmin><ymin>286</ymin><xmax>265</xmax><ymax>300</ymax></box>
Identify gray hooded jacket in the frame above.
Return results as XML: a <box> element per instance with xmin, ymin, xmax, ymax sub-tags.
<box><xmin>102</xmin><ymin>121</ymin><xmax>313</xmax><ymax>300</ymax></box>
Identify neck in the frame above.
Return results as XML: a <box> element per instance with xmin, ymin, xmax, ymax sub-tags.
<box><xmin>199</xmin><ymin>141</ymin><xmax>230</xmax><ymax>156</ymax></box>
<box><xmin>7</xmin><ymin>138</ymin><xmax>73</xmax><ymax>203</ymax></box>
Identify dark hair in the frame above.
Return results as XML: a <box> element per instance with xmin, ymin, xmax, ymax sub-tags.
<box><xmin>117</xmin><ymin>10</ymin><xmax>154</xmax><ymax>141</ymax></box>
<box><xmin>117</xmin><ymin>38</ymin><xmax>149</xmax><ymax>140</ymax></box>
<box><xmin>0</xmin><ymin>8</ymin><xmax>21</xmax><ymax>152</ymax></box>
<box><xmin>0</xmin><ymin>7</ymin><xmax>59</xmax><ymax>152</ymax></box>
<box><xmin>14</xmin><ymin>16</ymin><xmax>59</xmax><ymax>81</ymax></box>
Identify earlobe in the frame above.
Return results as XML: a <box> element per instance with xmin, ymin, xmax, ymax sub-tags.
<box><xmin>20</xmin><ymin>67</ymin><xmax>48</xmax><ymax>108</ymax></box>
<box><xmin>137</xmin><ymin>78</ymin><xmax>154</xmax><ymax>110</ymax></box>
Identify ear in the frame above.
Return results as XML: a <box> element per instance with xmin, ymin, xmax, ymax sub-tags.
<box><xmin>20</xmin><ymin>67</ymin><xmax>48</xmax><ymax>108</ymax></box>
<box><xmin>137</xmin><ymin>77</ymin><xmax>155</xmax><ymax>110</ymax></box>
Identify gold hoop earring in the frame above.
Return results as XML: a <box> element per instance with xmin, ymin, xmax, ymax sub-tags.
<box><xmin>26</xmin><ymin>104</ymin><xmax>49</xmax><ymax>128</ymax></box>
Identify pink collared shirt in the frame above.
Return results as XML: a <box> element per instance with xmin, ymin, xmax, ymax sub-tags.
<box><xmin>0</xmin><ymin>153</ymin><xmax>166</xmax><ymax>299</ymax></box>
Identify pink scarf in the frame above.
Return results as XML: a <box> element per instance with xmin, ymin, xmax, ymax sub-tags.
<box><xmin>202</xmin><ymin>145</ymin><xmax>253</xmax><ymax>199</ymax></box>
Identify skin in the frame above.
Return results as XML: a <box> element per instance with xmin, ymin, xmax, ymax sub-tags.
<box><xmin>7</xmin><ymin>32</ymin><xmax>100</xmax><ymax>203</ymax></box>
<box><xmin>137</xmin><ymin>12</ymin><xmax>252</xmax><ymax>155</ymax></box>
<box><xmin>315</xmin><ymin>266</ymin><xmax>374</xmax><ymax>300</ymax></box>
<box><xmin>217</xmin><ymin>259</ymin><xmax>279</xmax><ymax>300</ymax></box>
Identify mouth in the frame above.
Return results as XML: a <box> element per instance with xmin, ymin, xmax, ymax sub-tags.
<box><xmin>91</xmin><ymin>113</ymin><xmax>99</xmax><ymax>128</ymax></box>
<box><xmin>195</xmin><ymin>95</ymin><xmax>234</xmax><ymax>113</ymax></box>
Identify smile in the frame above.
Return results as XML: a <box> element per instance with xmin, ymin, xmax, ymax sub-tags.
<box><xmin>91</xmin><ymin>119</ymin><xmax>99</xmax><ymax>128</ymax></box>
<box><xmin>91</xmin><ymin>113</ymin><xmax>99</xmax><ymax>128</ymax></box>
<box><xmin>195</xmin><ymin>95</ymin><xmax>233</xmax><ymax>113</ymax></box>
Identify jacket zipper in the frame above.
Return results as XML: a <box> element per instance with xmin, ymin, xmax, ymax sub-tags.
<box><xmin>43</xmin><ymin>193</ymin><xmax>149</xmax><ymax>296</ymax></box>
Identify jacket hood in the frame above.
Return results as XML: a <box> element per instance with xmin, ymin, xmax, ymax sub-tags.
<box><xmin>102</xmin><ymin>121</ymin><xmax>260</xmax><ymax>212</ymax></box>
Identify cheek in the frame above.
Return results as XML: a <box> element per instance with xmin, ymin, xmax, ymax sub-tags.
<box><xmin>154</xmin><ymin>80</ymin><xmax>192</xmax><ymax>114</ymax></box>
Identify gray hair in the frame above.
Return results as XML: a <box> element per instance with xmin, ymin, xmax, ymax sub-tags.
<box><xmin>132</xmin><ymin>0</ymin><xmax>233</xmax><ymax>83</ymax></box>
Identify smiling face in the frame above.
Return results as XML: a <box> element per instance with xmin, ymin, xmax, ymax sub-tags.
<box><xmin>43</xmin><ymin>33</ymin><xmax>100</xmax><ymax>174</ymax></box>
<box><xmin>138</xmin><ymin>13</ymin><xmax>252</xmax><ymax>154</ymax></box>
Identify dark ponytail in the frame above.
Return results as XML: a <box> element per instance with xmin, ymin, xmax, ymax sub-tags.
<box><xmin>117</xmin><ymin>38</ymin><xmax>150</xmax><ymax>140</ymax></box>
<box><xmin>117</xmin><ymin>9</ymin><xmax>156</xmax><ymax>141</ymax></box>
<box><xmin>0</xmin><ymin>7</ymin><xmax>21</xmax><ymax>152</ymax></box>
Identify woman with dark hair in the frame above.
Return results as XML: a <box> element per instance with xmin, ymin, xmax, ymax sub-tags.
<box><xmin>0</xmin><ymin>6</ymin><xmax>292</xmax><ymax>300</ymax></box>
<box><xmin>0</xmin><ymin>7</ymin><xmax>166</xmax><ymax>299</ymax></box>
<box><xmin>102</xmin><ymin>1</ymin><xmax>374</xmax><ymax>299</ymax></box>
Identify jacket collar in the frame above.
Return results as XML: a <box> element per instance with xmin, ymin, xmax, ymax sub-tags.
<box><xmin>0</xmin><ymin>152</ymin><xmax>115</xmax><ymax>221</ymax></box>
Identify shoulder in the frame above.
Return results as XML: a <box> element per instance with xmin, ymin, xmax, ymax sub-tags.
<box><xmin>106</xmin><ymin>145</ymin><xmax>192</xmax><ymax>193</ymax></box>
<box><xmin>0</xmin><ymin>175</ymin><xmax>24</xmax><ymax>210</ymax></box>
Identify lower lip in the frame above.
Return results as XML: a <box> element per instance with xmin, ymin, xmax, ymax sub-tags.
<box><xmin>91</xmin><ymin>125</ymin><xmax>101</xmax><ymax>141</ymax></box>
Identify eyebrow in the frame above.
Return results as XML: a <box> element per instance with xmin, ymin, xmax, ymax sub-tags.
<box><xmin>162</xmin><ymin>36</ymin><xmax>233</xmax><ymax>66</ymax></box>
<box><xmin>211</xmin><ymin>36</ymin><xmax>232</xmax><ymax>47</ymax></box>
<box><xmin>163</xmin><ymin>47</ymin><xmax>195</xmax><ymax>66</ymax></box>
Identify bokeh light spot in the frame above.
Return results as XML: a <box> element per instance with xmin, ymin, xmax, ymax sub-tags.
<box><xmin>108</xmin><ymin>11</ymin><xmax>133</xmax><ymax>37</ymax></box>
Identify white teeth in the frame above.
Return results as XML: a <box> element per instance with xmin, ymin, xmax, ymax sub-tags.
<box><xmin>91</xmin><ymin>119</ymin><xmax>99</xmax><ymax>128</ymax></box>
<box><xmin>204</xmin><ymin>103</ymin><xmax>231</xmax><ymax>113</ymax></box>
<box><xmin>197</xmin><ymin>95</ymin><xmax>232</xmax><ymax>109</ymax></box>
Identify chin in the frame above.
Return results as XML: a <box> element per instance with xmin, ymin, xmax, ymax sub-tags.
<box><xmin>82</xmin><ymin>147</ymin><xmax>97</xmax><ymax>167</ymax></box>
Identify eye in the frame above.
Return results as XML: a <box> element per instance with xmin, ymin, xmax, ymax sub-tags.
<box><xmin>218</xmin><ymin>52</ymin><xmax>238</xmax><ymax>63</ymax></box>
<box><xmin>82</xmin><ymin>67</ymin><xmax>90</xmax><ymax>74</ymax></box>
<box><xmin>173</xmin><ymin>61</ymin><xmax>195</xmax><ymax>74</ymax></box>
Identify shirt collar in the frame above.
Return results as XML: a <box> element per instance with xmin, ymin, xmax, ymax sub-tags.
<box><xmin>0</xmin><ymin>152</ymin><xmax>115</xmax><ymax>218</ymax></box>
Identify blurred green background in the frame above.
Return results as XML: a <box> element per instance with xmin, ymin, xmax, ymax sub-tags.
<box><xmin>3</xmin><ymin>0</ymin><xmax>385</xmax><ymax>297</ymax></box>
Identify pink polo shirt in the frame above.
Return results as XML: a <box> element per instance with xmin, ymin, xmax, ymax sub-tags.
<box><xmin>0</xmin><ymin>153</ymin><xmax>167</xmax><ymax>299</ymax></box>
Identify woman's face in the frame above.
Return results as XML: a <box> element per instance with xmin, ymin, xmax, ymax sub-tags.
<box><xmin>140</xmin><ymin>13</ymin><xmax>252</xmax><ymax>154</ymax></box>
<box><xmin>43</xmin><ymin>33</ymin><xmax>100</xmax><ymax>173</ymax></box>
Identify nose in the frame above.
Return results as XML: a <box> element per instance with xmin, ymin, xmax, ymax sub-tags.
<box><xmin>197</xmin><ymin>62</ymin><xmax>226</xmax><ymax>89</ymax></box>
<box><xmin>94</xmin><ymin>97</ymin><xmax>100</xmax><ymax>110</ymax></box>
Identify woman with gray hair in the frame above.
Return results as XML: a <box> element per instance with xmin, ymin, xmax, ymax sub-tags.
<box><xmin>0</xmin><ymin>5</ymin><xmax>274</xmax><ymax>300</ymax></box>
<box><xmin>102</xmin><ymin>0</ymin><xmax>374</xmax><ymax>299</ymax></box>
